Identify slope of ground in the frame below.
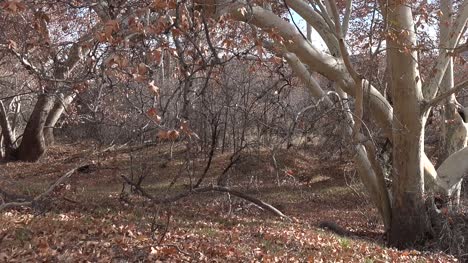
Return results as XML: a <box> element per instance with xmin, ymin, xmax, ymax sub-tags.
<box><xmin>0</xmin><ymin>141</ymin><xmax>457</xmax><ymax>262</ymax></box>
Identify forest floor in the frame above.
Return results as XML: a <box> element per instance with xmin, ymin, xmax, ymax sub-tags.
<box><xmin>0</xmin><ymin>140</ymin><xmax>459</xmax><ymax>262</ymax></box>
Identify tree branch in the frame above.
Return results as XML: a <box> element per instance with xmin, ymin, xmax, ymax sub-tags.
<box><xmin>0</xmin><ymin>165</ymin><xmax>83</xmax><ymax>212</ymax></box>
<box><xmin>435</xmin><ymin>147</ymin><xmax>468</xmax><ymax>192</ymax></box>
<box><xmin>121</xmin><ymin>175</ymin><xmax>288</xmax><ymax>219</ymax></box>
<box><xmin>342</xmin><ymin>0</ymin><xmax>353</xmax><ymax>35</ymax></box>
<box><xmin>454</xmin><ymin>41</ymin><xmax>468</xmax><ymax>54</ymax></box>
<box><xmin>424</xmin><ymin>79</ymin><xmax>468</xmax><ymax>111</ymax></box>
<box><xmin>424</xmin><ymin>0</ymin><xmax>468</xmax><ymax>100</ymax></box>
<box><xmin>329</xmin><ymin>0</ymin><xmax>363</xmax><ymax>139</ymax></box>
<box><xmin>285</xmin><ymin>0</ymin><xmax>339</xmax><ymax>54</ymax></box>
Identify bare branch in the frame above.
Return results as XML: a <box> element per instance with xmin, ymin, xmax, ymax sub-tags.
<box><xmin>121</xmin><ymin>175</ymin><xmax>288</xmax><ymax>219</ymax></box>
<box><xmin>342</xmin><ymin>0</ymin><xmax>353</xmax><ymax>35</ymax></box>
<box><xmin>285</xmin><ymin>0</ymin><xmax>339</xmax><ymax>54</ymax></box>
<box><xmin>329</xmin><ymin>0</ymin><xmax>363</xmax><ymax>139</ymax></box>
<box><xmin>424</xmin><ymin>0</ymin><xmax>468</xmax><ymax>99</ymax></box>
<box><xmin>454</xmin><ymin>41</ymin><xmax>468</xmax><ymax>54</ymax></box>
<box><xmin>0</xmin><ymin>165</ymin><xmax>83</xmax><ymax>212</ymax></box>
<box><xmin>0</xmin><ymin>46</ymin><xmax>41</xmax><ymax>76</ymax></box>
<box><xmin>425</xmin><ymin>79</ymin><xmax>468</xmax><ymax>111</ymax></box>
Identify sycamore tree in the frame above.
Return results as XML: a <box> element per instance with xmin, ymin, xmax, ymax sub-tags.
<box><xmin>194</xmin><ymin>0</ymin><xmax>468</xmax><ymax>248</ymax></box>
<box><xmin>0</xmin><ymin>0</ymin><xmax>102</xmax><ymax>161</ymax></box>
<box><xmin>0</xmin><ymin>1</ymin><xmax>166</xmax><ymax>161</ymax></box>
<box><xmin>1</xmin><ymin>0</ymin><xmax>467</xmax><ymax>249</ymax></box>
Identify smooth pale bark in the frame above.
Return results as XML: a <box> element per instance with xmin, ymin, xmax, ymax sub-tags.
<box><xmin>44</xmin><ymin>92</ymin><xmax>77</xmax><ymax>146</ymax></box>
<box><xmin>285</xmin><ymin>0</ymin><xmax>340</xmax><ymax>55</ymax></box>
<box><xmin>387</xmin><ymin>3</ymin><xmax>429</xmax><ymax>248</ymax></box>
<box><xmin>223</xmin><ymin>0</ymin><xmax>458</xmax><ymax>190</ymax></box>
<box><xmin>17</xmin><ymin>94</ymin><xmax>55</xmax><ymax>162</ymax></box>
<box><xmin>9</xmin><ymin>97</ymin><xmax>20</xmax><ymax>140</ymax></box>
<box><xmin>224</xmin><ymin>0</ymin><xmax>445</xmax><ymax>190</ymax></box>
<box><xmin>0</xmin><ymin>100</ymin><xmax>17</xmax><ymax>158</ymax></box>
<box><xmin>227</xmin><ymin>3</ymin><xmax>395</xmax><ymax>138</ymax></box>
<box><xmin>436</xmin><ymin>147</ymin><xmax>468</xmax><ymax>193</ymax></box>
<box><xmin>217</xmin><ymin>0</ymin><xmax>467</xmax><ymax>247</ymax></box>
<box><xmin>227</xmin><ymin>2</ymin><xmax>444</xmax><ymax>187</ymax></box>
<box><xmin>283</xmin><ymin>51</ymin><xmax>391</xmax><ymax>230</ymax></box>
<box><xmin>438</xmin><ymin>0</ymin><xmax>468</xmax><ymax>206</ymax></box>
<box><xmin>424</xmin><ymin>0</ymin><xmax>468</xmax><ymax>100</ymax></box>
<box><xmin>230</xmin><ymin>5</ymin><xmax>343</xmax><ymax>76</ymax></box>
<box><xmin>342</xmin><ymin>0</ymin><xmax>353</xmax><ymax>35</ymax></box>
<box><xmin>338</xmin><ymin>89</ymin><xmax>392</xmax><ymax>231</ymax></box>
<box><xmin>0</xmin><ymin>133</ymin><xmax>3</xmax><ymax>158</ymax></box>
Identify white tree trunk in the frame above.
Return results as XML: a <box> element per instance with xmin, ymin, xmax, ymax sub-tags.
<box><xmin>0</xmin><ymin>100</ymin><xmax>16</xmax><ymax>158</ymax></box>
<box><xmin>439</xmin><ymin>0</ymin><xmax>468</xmax><ymax>206</ymax></box>
<box><xmin>436</xmin><ymin>147</ymin><xmax>468</xmax><ymax>195</ymax></box>
<box><xmin>44</xmin><ymin>92</ymin><xmax>77</xmax><ymax>146</ymax></box>
<box><xmin>386</xmin><ymin>2</ymin><xmax>429</xmax><ymax>248</ymax></box>
<box><xmin>210</xmin><ymin>0</ymin><xmax>467</xmax><ymax>247</ymax></box>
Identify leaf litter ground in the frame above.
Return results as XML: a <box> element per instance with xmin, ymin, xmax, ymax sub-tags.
<box><xmin>0</xmin><ymin>141</ymin><xmax>457</xmax><ymax>262</ymax></box>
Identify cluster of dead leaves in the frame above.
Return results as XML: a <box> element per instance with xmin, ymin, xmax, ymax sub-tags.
<box><xmin>0</xmin><ymin>206</ymin><xmax>454</xmax><ymax>262</ymax></box>
<box><xmin>96</xmin><ymin>20</ymin><xmax>120</xmax><ymax>43</ymax></box>
<box><xmin>151</xmin><ymin>0</ymin><xmax>177</xmax><ymax>10</ymax></box>
<box><xmin>1</xmin><ymin>206</ymin><xmax>455</xmax><ymax>262</ymax></box>
<box><xmin>0</xmin><ymin>0</ymin><xmax>26</xmax><ymax>14</ymax></box>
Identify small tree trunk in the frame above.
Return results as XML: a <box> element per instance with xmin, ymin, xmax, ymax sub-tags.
<box><xmin>0</xmin><ymin>100</ymin><xmax>18</xmax><ymax>159</ymax></box>
<box><xmin>16</xmin><ymin>94</ymin><xmax>55</xmax><ymax>162</ymax></box>
<box><xmin>0</xmin><ymin>132</ymin><xmax>3</xmax><ymax>158</ymax></box>
<box><xmin>44</xmin><ymin>92</ymin><xmax>77</xmax><ymax>146</ymax></box>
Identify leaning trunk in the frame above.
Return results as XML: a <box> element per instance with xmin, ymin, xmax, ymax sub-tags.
<box><xmin>16</xmin><ymin>94</ymin><xmax>55</xmax><ymax>162</ymax></box>
<box><xmin>44</xmin><ymin>92</ymin><xmax>77</xmax><ymax>146</ymax></box>
<box><xmin>387</xmin><ymin>3</ymin><xmax>429</xmax><ymax>248</ymax></box>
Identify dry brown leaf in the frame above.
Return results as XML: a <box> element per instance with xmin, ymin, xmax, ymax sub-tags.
<box><xmin>148</xmin><ymin>81</ymin><xmax>160</xmax><ymax>96</ymax></box>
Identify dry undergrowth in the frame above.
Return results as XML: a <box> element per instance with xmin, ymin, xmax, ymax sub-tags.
<box><xmin>0</xmin><ymin>141</ymin><xmax>458</xmax><ymax>262</ymax></box>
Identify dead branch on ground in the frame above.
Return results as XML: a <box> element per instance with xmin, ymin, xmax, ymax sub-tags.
<box><xmin>0</xmin><ymin>164</ymin><xmax>84</xmax><ymax>212</ymax></box>
<box><xmin>121</xmin><ymin>175</ymin><xmax>288</xmax><ymax>219</ymax></box>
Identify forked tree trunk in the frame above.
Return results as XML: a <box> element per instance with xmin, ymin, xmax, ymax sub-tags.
<box><xmin>387</xmin><ymin>3</ymin><xmax>430</xmax><ymax>248</ymax></box>
<box><xmin>16</xmin><ymin>94</ymin><xmax>55</xmax><ymax>162</ymax></box>
<box><xmin>44</xmin><ymin>92</ymin><xmax>77</xmax><ymax>146</ymax></box>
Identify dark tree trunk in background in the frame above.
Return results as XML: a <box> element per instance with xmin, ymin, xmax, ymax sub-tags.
<box><xmin>16</xmin><ymin>94</ymin><xmax>55</xmax><ymax>162</ymax></box>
